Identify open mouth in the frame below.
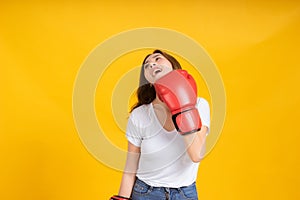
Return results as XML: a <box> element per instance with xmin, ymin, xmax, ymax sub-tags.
<box><xmin>153</xmin><ymin>68</ymin><xmax>162</xmax><ymax>76</ymax></box>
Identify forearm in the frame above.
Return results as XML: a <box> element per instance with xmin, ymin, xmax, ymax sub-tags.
<box><xmin>118</xmin><ymin>172</ymin><xmax>136</xmax><ymax>197</ymax></box>
<box><xmin>183</xmin><ymin>126</ymin><xmax>208</xmax><ymax>163</ymax></box>
<box><xmin>117</xmin><ymin>142</ymin><xmax>140</xmax><ymax>198</ymax></box>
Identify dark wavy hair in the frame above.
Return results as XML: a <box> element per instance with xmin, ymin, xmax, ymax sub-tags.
<box><xmin>130</xmin><ymin>49</ymin><xmax>182</xmax><ymax>112</ymax></box>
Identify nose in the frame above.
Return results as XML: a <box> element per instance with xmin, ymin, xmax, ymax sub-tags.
<box><xmin>149</xmin><ymin>62</ymin><xmax>156</xmax><ymax>68</ymax></box>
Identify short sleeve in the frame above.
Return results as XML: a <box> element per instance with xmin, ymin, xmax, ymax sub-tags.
<box><xmin>196</xmin><ymin>98</ymin><xmax>211</xmax><ymax>135</ymax></box>
<box><xmin>126</xmin><ymin>114</ymin><xmax>143</xmax><ymax>147</ymax></box>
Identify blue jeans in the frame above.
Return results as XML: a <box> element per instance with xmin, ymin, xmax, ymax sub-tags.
<box><xmin>131</xmin><ymin>178</ymin><xmax>198</xmax><ymax>200</ymax></box>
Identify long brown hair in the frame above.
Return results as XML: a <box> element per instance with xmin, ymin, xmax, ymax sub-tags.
<box><xmin>130</xmin><ymin>49</ymin><xmax>182</xmax><ymax>112</ymax></box>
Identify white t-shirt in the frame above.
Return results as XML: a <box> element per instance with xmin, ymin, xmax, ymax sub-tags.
<box><xmin>126</xmin><ymin>97</ymin><xmax>210</xmax><ymax>188</ymax></box>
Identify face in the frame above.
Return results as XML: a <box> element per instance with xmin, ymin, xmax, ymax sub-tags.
<box><xmin>143</xmin><ymin>53</ymin><xmax>173</xmax><ymax>84</ymax></box>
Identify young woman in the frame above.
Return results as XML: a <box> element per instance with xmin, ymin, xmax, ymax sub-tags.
<box><xmin>111</xmin><ymin>50</ymin><xmax>210</xmax><ymax>200</ymax></box>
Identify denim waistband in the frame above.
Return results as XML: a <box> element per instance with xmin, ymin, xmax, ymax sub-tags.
<box><xmin>135</xmin><ymin>177</ymin><xmax>195</xmax><ymax>190</ymax></box>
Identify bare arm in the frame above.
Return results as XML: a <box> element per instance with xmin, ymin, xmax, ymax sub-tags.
<box><xmin>118</xmin><ymin>142</ymin><xmax>141</xmax><ymax>198</ymax></box>
<box><xmin>183</xmin><ymin>126</ymin><xmax>208</xmax><ymax>163</ymax></box>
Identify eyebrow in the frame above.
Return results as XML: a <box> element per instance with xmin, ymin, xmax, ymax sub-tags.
<box><xmin>144</xmin><ymin>54</ymin><xmax>160</xmax><ymax>64</ymax></box>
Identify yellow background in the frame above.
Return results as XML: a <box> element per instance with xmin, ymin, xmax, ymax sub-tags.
<box><xmin>1</xmin><ymin>0</ymin><xmax>300</xmax><ymax>199</ymax></box>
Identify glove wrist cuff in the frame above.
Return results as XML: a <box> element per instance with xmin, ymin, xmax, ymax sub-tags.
<box><xmin>110</xmin><ymin>195</ymin><xmax>131</xmax><ymax>200</ymax></box>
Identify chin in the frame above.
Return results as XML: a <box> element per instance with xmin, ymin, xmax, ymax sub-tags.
<box><xmin>153</xmin><ymin>71</ymin><xmax>172</xmax><ymax>82</ymax></box>
<box><xmin>154</xmin><ymin>74</ymin><xmax>164</xmax><ymax>81</ymax></box>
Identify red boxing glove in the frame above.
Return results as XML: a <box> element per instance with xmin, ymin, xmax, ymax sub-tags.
<box><xmin>154</xmin><ymin>69</ymin><xmax>202</xmax><ymax>135</ymax></box>
<box><xmin>110</xmin><ymin>195</ymin><xmax>131</xmax><ymax>200</ymax></box>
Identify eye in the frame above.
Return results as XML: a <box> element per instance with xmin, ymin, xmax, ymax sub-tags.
<box><xmin>155</xmin><ymin>57</ymin><xmax>161</xmax><ymax>61</ymax></box>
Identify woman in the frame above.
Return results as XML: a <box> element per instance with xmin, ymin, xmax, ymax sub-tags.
<box><xmin>111</xmin><ymin>50</ymin><xmax>210</xmax><ymax>200</ymax></box>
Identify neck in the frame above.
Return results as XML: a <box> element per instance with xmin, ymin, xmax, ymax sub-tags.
<box><xmin>152</xmin><ymin>97</ymin><xmax>169</xmax><ymax>110</ymax></box>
